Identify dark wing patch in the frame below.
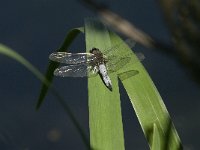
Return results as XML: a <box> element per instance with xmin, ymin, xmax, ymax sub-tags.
<box><xmin>118</xmin><ymin>70</ymin><xmax>139</xmax><ymax>81</ymax></box>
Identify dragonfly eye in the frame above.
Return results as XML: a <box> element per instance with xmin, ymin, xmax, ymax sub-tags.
<box><xmin>90</xmin><ymin>47</ymin><xmax>99</xmax><ymax>53</ymax></box>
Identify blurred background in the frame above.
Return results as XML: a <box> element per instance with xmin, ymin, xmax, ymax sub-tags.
<box><xmin>0</xmin><ymin>0</ymin><xmax>199</xmax><ymax>149</ymax></box>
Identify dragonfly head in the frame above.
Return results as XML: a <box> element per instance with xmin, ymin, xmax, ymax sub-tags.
<box><xmin>90</xmin><ymin>48</ymin><xmax>100</xmax><ymax>54</ymax></box>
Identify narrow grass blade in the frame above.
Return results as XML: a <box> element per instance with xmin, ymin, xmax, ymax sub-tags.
<box><xmin>0</xmin><ymin>44</ymin><xmax>49</xmax><ymax>85</ymax></box>
<box><xmin>36</xmin><ymin>27</ymin><xmax>84</xmax><ymax>109</ymax></box>
<box><xmin>0</xmin><ymin>43</ymin><xmax>91</xmax><ymax>150</ymax></box>
<box><xmin>109</xmin><ymin>32</ymin><xmax>182</xmax><ymax>149</ymax></box>
<box><xmin>85</xmin><ymin>18</ymin><xmax>125</xmax><ymax>150</ymax></box>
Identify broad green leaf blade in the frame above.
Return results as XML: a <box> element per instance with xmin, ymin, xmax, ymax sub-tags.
<box><xmin>36</xmin><ymin>27</ymin><xmax>84</xmax><ymax>109</ymax></box>
<box><xmin>109</xmin><ymin>32</ymin><xmax>182</xmax><ymax>149</ymax></box>
<box><xmin>0</xmin><ymin>44</ymin><xmax>49</xmax><ymax>86</ymax></box>
<box><xmin>151</xmin><ymin>123</ymin><xmax>161</xmax><ymax>150</ymax></box>
<box><xmin>85</xmin><ymin>18</ymin><xmax>125</xmax><ymax>150</ymax></box>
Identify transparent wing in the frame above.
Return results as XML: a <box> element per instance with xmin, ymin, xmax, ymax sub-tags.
<box><xmin>103</xmin><ymin>38</ymin><xmax>136</xmax><ymax>56</ymax></box>
<box><xmin>106</xmin><ymin>52</ymin><xmax>145</xmax><ymax>73</ymax></box>
<box><xmin>54</xmin><ymin>64</ymin><xmax>98</xmax><ymax>77</ymax></box>
<box><xmin>106</xmin><ymin>56</ymin><xmax>131</xmax><ymax>73</ymax></box>
<box><xmin>49</xmin><ymin>52</ymin><xmax>96</xmax><ymax>64</ymax></box>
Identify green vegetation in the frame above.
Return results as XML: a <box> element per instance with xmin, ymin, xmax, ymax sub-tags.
<box><xmin>0</xmin><ymin>18</ymin><xmax>182</xmax><ymax>150</ymax></box>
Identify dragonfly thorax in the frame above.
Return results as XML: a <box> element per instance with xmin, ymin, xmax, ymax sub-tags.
<box><xmin>90</xmin><ymin>48</ymin><xmax>105</xmax><ymax>65</ymax></box>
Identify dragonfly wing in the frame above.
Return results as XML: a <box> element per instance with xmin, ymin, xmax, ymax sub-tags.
<box><xmin>103</xmin><ymin>38</ymin><xmax>136</xmax><ymax>56</ymax></box>
<box><xmin>54</xmin><ymin>64</ymin><xmax>98</xmax><ymax>77</ymax></box>
<box><xmin>106</xmin><ymin>56</ymin><xmax>131</xmax><ymax>73</ymax></box>
<box><xmin>106</xmin><ymin>53</ymin><xmax>144</xmax><ymax>73</ymax></box>
<box><xmin>49</xmin><ymin>52</ymin><xmax>95</xmax><ymax>64</ymax></box>
<box><xmin>124</xmin><ymin>39</ymin><xmax>136</xmax><ymax>49</ymax></box>
<box><xmin>133</xmin><ymin>52</ymin><xmax>145</xmax><ymax>62</ymax></box>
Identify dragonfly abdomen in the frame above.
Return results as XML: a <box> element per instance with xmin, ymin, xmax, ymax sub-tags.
<box><xmin>99</xmin><ymin>64</ymin><xmax>112</xmax><ymax>91</ymax></box>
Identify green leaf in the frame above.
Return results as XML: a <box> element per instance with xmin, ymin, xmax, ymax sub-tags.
<box><xmin>85</xmin><ymin>18</ymin><xmax>182</xmax><ymax>150</ymax></box>
<box><xmin>151</xmin><ymin>123</ymin><xmax>161</xmax><ymax>150</ymax></box>
<box><xmin>109</xmin><ymin>32</ymin><xmax>182</xmax><ymax>149</ymax></box>
<box><xmin>85</xmin><ymin>18</ymin><xmax>125</xmax><ymax>150</ymax></box>
<box><xmin>36</xmin><ymin>27</ymin><xmax>84</xmax><ymax>109</ymax></box>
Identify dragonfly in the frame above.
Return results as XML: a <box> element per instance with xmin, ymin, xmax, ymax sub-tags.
<box><xmin>49</xmin><ymin>39</ymin><xmax>144</xmax><ymax>91</ymax></box>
